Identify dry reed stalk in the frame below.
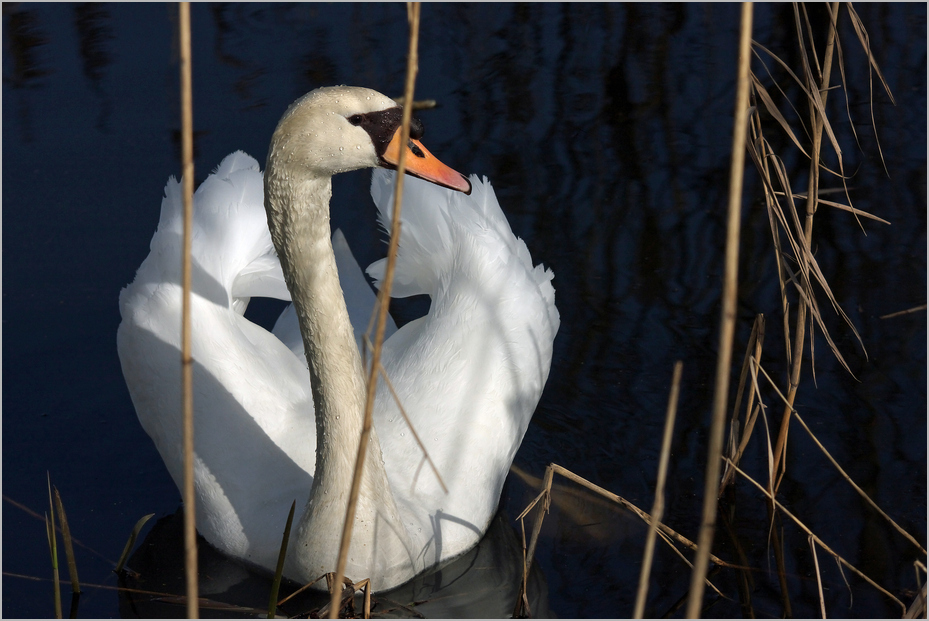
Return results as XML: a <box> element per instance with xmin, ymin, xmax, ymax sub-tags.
<box><xmin>512</xmin><ymin>465</ymin><xmax>554</xmax><ymax>617</ymax></box>
<box><xmin>747</xmin><ymin>0</ymin><xmax>898</xmax><ymax>499</ymax></box>
<box><xmin>809</xmin><ymin>535</ymin><xmax>827</xmax><ymax>619</ymax></box>
<box><xmin>633</xmin><ymin>361</ymin><xmax>683</xmax><ymax>619</ymax></box>
<box><xmin>769</xmin><ymin>1</ymin><xmax>842</xmax><ymax>491</ymax></box>
<box><xmin>685</xmin><ymin>3</ymin><xmax>753</xmax><ymax>617</ymax></box>
<box><xmin>749</xmin><ymin>359</ymin><xmax>926</xmax><ymax>556</ymax></box>
<box><xmin>719</xmin><ymin>315</ymin><xmax>765</xmax><ymax>495</ymax></box>
<box><xmin>177</xmin><ymin>3</ymin><xmax>198</xmax><ymax>619</ymax></box>
<box><xmin>904</xmin><ymin>563</ymin><xmax>927</xmax><ymax>619</ymax></box>
<box><xmin>739</xmin><ymin>9</ymin><xmax>903</xmax><ymax>612</ymax></box>
<box><xmin>880</xmin><ymin>304</ymin><xmax>927</xmax><ymax>320</ymax></box>
<box><xmin>322</xmin><ymin>574</ymin><xmax>370</xmax><ymax>619</ymax></box>
<box><xmin>360</xmin><ymin>334</ymin><xmax>445</xmax><ymax>493</ymax></box>
<box><xmin>375</xmin><ymin>359</ymin><xmax>447</xmax><ymax>493</ymax></box>
<box><xmin>726</xmin><ymin>458</ymin><xmax>907</xmax><ymax>616</ymax></box>
<box><xmin>747</xmin><ymin>12</ymin><xmax>879</xmax><ymax>382</ymax></box>
<box><xmin>512</xmin><ymin>463</ymin><xmax>732</xmax><ymax>616</ymax></box>
<box><xmin>275</xmin><ymin>573</ymin><xmax>328</xmax><ymax>607</ymax></box>
<box><xmin>329</xmin><ymin>4</ymin><xmax>421</xmax><ymax>616</ymax></box>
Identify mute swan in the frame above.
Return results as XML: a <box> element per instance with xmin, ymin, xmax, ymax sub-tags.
<box><xmin>117</xmin><ymin>86</ymin><xmax>560</xmax><ymax>590</ymax></box>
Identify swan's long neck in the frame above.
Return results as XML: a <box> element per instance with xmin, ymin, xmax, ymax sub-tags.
<box><xmin>266</xmin><ymin>174</ymin><xmax>366</xmax><ymax>469</ymax></box>
<box><xmin>264</xmin><ymin>167</ymin><xmax>412</xmax><ymax>584</ymax></box>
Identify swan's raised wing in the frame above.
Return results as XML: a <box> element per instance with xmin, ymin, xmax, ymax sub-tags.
<box><xmin>118</xmin><ymin>151</ymin><xmax>318</xmax><ymax>570</ymax></box>
<box><xmin>367</xmin><ymin>169</ymin><xmax>559</xmax><ymax>560</ymax></box>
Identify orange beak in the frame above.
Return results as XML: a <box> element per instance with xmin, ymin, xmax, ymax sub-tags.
<box><xmin>382</xmin><ymin>129</ymin><xmax>472</xmax><ymax>195</ymax></box>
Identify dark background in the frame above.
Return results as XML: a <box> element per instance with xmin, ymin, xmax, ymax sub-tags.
<box><xmin>3</xmin><ymin>3</ymin><xmax>925</xmax><ymax>618</ymax></box>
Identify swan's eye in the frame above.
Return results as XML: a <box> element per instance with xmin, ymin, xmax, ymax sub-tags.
<box><xmin>410</xmin><ymin>118</ymin><xmax>424</xmax><ymax>140</ymax></box>
<box><xmin>347</xmin><ymin>114</ymin><xmax>364</xmax><ymax>126</ymax></box>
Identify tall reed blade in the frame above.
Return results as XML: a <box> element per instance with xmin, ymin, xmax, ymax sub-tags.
<box><xmin>46</xmin><ymin>474</ymin><xmax>62</xmax><ymax>619</ymax></box>
<box><xmin>52</xmin><ymin>486</ymin><xmax>81</xmax><ymax>604</ymax></box>
<box><xmin>114</xmin><ymin>513</ymin><xmax>155</xmax><ymax>575</ymax></box>
<box><xmin>268</xmin><ymin>500</ymin><xmax>297</xmax><ymax>619</ymax></box>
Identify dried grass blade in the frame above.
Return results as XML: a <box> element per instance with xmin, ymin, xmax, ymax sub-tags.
<box><xmin>727</xmin><ymin>459</ymin><xmax>907</xmax><ymax>615</ymax></box>
<box><xmin>845</xmin><ymin>3</ymin><xmax>895</xmax><ymax>175</ymax></box>
<box><xmin>720</xmin><ymin>315</ymin><xmax>766</xmax><ymax>495</ymax></box>
<box><xmin>798</xmin><ymin>3</ymin><xmax>823</xmax><ymax>80</ymax></box>
<box><xmin>780</xmin><ymin>260</ymin><xmax>861</xmax><ymax>374</ymax></box>
<box><xmin>752</xmin><ymin>39</ymin><xmax>843</xmax><ymax>166</ymax></box>
<box><xmin>826</xmin><ymin>3</ymin><xmax>866</xmax><ymax>158</ymax></box>
<box><xmin>750</xmin><ymin>44</ymin><xmax>814</xmax><ymax>144</ymax></box>
<box><xmin>880</xmin><ymin>304</ymin><xmax>927</xmax><ymax>319</ymax></box>
<box><xmin>810</xmin><ymin>535</ymin><xmax>827</xmax><ymax>618</ymax></box>
<box><xmin>835</xmin><ymin>551</ymin><xmax>854</xmax><ymax>608</ymax></box>
<box><xmin>546</xmin><ymin>464</ymin><xmax>735</xmax><ymax>569</ymax></box>
<box><xmin>793</xmin><ymin>410</ymin><xmax>926</xmax><ymax>555</ymax></box>
<box><xmin>750</xmin><ymin>74</ymin><xmax>811</xmax><ymax>158</ymax></box>
<box><xmin>807</xmin><ymin>196</ymin><xmax>890</xmax><ymax>224</ymax></box>
<box><xmin>905</xmin><ymin>577</ymin><xmax>927</xmax><ymax>619</ymax></box>
<box><xmin>845</xmin><ymin>4</ymin><xmax>895</xmax><ymax>104</ymax></box>
<box><xmin>375</xmin><ymin>358</ymin><xmax>446</xmax><ymax>493</ymax></box>
<box><xmin>905</xmin><ymin>586</ymin><xmax>927</xmax><ymax>619</ymax></box>
<box><xmin>276</xmin><ymin>573</ymin><xmax>328</xmax><ymax>607</ymax></box>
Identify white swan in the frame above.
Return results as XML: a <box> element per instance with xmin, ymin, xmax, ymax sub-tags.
<box><xmin>117</xmin><ymin>86</ymin><xmax>559</xmax><ymax>590</ymax></box>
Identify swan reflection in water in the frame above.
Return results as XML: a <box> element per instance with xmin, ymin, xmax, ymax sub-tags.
<box><xmin>117</xmin><ymin>507</ymin><xmax>550</xmax><ymax>618</ymax></box>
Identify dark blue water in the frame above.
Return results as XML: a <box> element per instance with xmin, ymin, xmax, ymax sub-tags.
<box><xmin>3</xmin><ymin>3</ymin><xmax>925</xmax><ymax>618</ymax></box>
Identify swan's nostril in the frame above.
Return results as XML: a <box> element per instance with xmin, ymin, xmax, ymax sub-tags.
<box><xmin>409</xmin><ymin>141</ymin><xmax>425</xmax><ymax>158</ymax></box>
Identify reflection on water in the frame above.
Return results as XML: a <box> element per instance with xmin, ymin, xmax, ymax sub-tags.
<box><xmin>119</xmin><ymin>508</ymin><xmax>548</xmax><ymax>619</ymax></box>
<box><xmin>2</xmin><ymin>3</ymin><xmax>925</xmax><ymax>618</ymax></box>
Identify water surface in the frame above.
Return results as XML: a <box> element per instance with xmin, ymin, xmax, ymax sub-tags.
<box><xmin>3</xmin><ymin>4</ymin><xmax>925</xmax><ymax>618</ymax></box>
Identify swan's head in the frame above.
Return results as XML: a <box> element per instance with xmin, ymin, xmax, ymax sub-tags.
<box><xmin>266</xmin><ymin>85</ymin><xmax>471</xmax><ymax>194</ymax></box>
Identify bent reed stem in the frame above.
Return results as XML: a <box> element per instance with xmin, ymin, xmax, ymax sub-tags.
<box><xmin>329</xmin><ymin>3</ymin><xmax>422</xmax><ymax>617</ymax></box>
